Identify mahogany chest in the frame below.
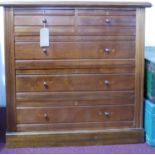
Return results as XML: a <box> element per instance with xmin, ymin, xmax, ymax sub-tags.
<box><xmin>0</xmin><ymin>1</ymin><xmax>151</xmax><ymax>147</ymax></box>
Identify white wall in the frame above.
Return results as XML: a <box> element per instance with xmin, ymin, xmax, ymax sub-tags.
<box><xmin>0</xmin><ymin>0</ymin><xmax>154</xmax><ymax>107</ymax></box>
<box><xmin>145</xmin><ymin>0</ymin><xmax>155</xmax><ymax>46</ymax></box>
<box><xmin>0</xmin><ymin>7</ymin><xmax>5</xmax><ymax>107</ymax></box>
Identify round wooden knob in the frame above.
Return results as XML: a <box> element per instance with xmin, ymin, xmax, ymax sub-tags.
<box><xmin>43</xmin><ymin>81</ymin><xmax>48</xmax><ymax>89</ymax></box>
<box><xmin>104</xmin><ymin>80</ymin><xmax>109</xmax><ymax>86</ymax></box>
<box><xmin>104</xmin><ymin>48</ymin><xmax>111</xmax><ymax>53</ymax></box>
<box><xmin>104</xmin><ymin>112</ymin><xmax>110</xmax><ymax>117</ymax></box>
<box><xmin>105</xmin><ymin>18</ymin><xmax>110</xmax><ymax>23</ymax></box>
<box><xmin>42</xmin><ymin>18</ymin><xmax>47</xmax><ymax>24</ymax></box>
<box><xmin>44</xmin><ymin>113</ymin><xmax>48</xmax><ymax>120</ymax></box>
<box><xmin>42</xmin><ymin>48</ymin><xmax>48</xmax><ymax>54</ymax></box>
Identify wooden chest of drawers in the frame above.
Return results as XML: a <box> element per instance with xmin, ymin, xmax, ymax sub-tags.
<box><xmin>1</xmin><ymin>1</ymin><xmax>151</xmax><ymax>147</ymax></box>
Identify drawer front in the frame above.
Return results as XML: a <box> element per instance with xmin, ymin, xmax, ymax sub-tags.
<box><xmin>15</xmin><ymin>35</ymin><xmax>135</xmax><ymax>42</ymax></box>
<box><xmin>14</xmin><ymin>8</ymin><xmax>136</xmax><ymax>36</ymax></box>
<box><xmin>14</xmin><ymin>16</ymin><xmax>75</xmax><ymax>26</ymax></box>
<box><xmin>14</xmin><ymin>15</ymin><xmax>135</xmax><ymax>27</ymax></box>
<box><xmin>77</xmin><ymin>15</ymin><xmax>135</xmax><ymax>26</ymax></box>
<box><xmin>15</xmin><ymin>26</ymin><xmax>135</xmax><ymax>36</ymax></box>
<box><xmin>17</xmin><ymin>105</ymin><xmax>134</xmax><ymax>124</ymax></box>
<box><xmin>14</xmin><ymin>8</ymin><xmax>136</xmax><ymax>16</ymax></box>
<box><xmin>15</xmin><ymin>59</ymin><xmax>135</xmax><ymax>70</ymax></box>
<box><xmin>16</xmin><ymin>74</ymin><xmax>135</xmax><ymax>92</ymax></box>
<box><xmin>15</xmin><ymin>41</ymin><xmax>135</xmax><ymax>60</ymax></box>
<box><xmin>16</xmin><ymin>91</ymin><xmax>135</xmax><ymax>107</ymax></box>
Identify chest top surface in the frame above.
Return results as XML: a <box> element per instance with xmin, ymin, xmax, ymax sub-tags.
<box><xmin>0</xmin><ymin>1</ymin><xmax>152</xmax><ymax>7</ymax></box>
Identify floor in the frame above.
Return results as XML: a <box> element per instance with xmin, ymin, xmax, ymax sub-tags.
<box><xmin>0</xmin><ymin>142</ymin><xmax>155</xmax><ymax>154</ymax></box>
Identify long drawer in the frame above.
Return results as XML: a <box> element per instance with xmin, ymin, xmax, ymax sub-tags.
<box><xmin>17</xmin><ymin>105</ymin><xmax>134</xmax><ymax>124</ymax></box>
<box><xmin>15</xmin><ymin>41</ymin><xmax>135</xmax><ymax>59</ymax></box>
<box><xmin>14</xmin><ymin>26</ymin><xmax>135</xmax><ymax>36</ymax></box>
<box><xmin>16</xmin><ymin>74</ymin><xmax>135</xmax><ymax>92</ymax></box>
<box><xmin>14</xmin><ymin>15</ymin><xmax>135</xmax><ymax>26</ymax></box>
<box><xmin>14</xmin><ymin>8</ymin><xmax>136</xmax><ymax>16</ymax></box>
<box><xmin>16</xmin><ymin>91</ymin><xmax>135</xmax><ymax>107</ymax></box>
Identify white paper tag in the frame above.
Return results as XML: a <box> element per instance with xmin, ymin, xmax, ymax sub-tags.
<box><xmin>40</xmin><ymin>28</ymin><xmax>49</xmax><ymax>47</ymax></box>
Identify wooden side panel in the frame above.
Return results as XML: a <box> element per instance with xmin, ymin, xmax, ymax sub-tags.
<box><xmin>4</xmin><ymin>7</ymin><xmax>16</xmax><ymax>131</ymax></box>
<box><xmin>135</xmin><ymin>8</ymin><xmax>145</xmax><ymax>128</ymax></box>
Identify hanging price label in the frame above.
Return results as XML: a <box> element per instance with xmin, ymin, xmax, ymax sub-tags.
<box><xmin>40</xmin><ymin>27</ymin><xmax>49</xmax><ymax>47</ymax></box>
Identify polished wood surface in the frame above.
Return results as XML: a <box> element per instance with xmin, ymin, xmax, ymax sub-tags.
<box><xmin>3</xmin><ymin>2</ymin><xmax>151</xmax><ymax>147</ymax></box>
<box><xmin>6</xmin><ymin>129</ymin><xmax>144</xmax><ymax>147</ymax></box>
<box><xmin>14</xmin><ymin>15</ymin><xmax>135</xmax><ymax>26</ymax></box>
<box><xmin>15</xmin><ymin>59</ymin><xmax>135</xmax><ymax>69</ymax></box>
<box><xmin>0</xmin><ymin>1</ymin><xmax>152</xmax><ymax>7</ymax></box>
<box><xmin>16</xmin><ymin>74</ymin><xmax>135</xmax><ymax>92</ymax></box>
<box><xmin>17</xmin><ymin>105</ymin><xmax>134</xmax><ymax>124</ymax></box>
<box><xmin>15</xmin><ymin>41</ymin><xmax>135</xmax><ymax>59</ymax></box>
<box><xmin>16</xmin><ymin>91</ymin><xmax>135</xmax><ymax>106</ymax></box>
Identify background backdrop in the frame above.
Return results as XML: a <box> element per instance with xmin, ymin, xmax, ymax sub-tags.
<box><xmin>0</xmin><ymin>0</ymin><xmax>154</xmax><ymax>107</ymax></box>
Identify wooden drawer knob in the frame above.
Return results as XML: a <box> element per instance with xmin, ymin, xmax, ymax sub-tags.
<box><xmin>43</xmin><ymin>81</ymin><xmax>48</xmax><ymax>89</ymax></box>
<box><xmin>104</xmin><ymin>112</ymin><xmax>110</xmax><ymax>117</ymax></box>
<box><xmin>44</xmin><ymin>113</ymin><xmax>48</xmax><ymax>120</ymax></box>
<box><xmin>42</xmin><ymin>18</ymin><xmax>47</xmax><ymax>24</ymax></box>
<box><xmin>105</xmin><ymin>18</ymin><xmax>111</xmax><ymax>23</ymax></box>
<box><xmin>104</xmin><ymin>80</ymin><xmax>109</xmax><ymax>86</ymax></box>
<box><xmin>104</xmin><ymin>48</ymin><xmax>111</xmax><ymax>53</ymax></box>
<box><xmin>42</xmin><ymin>48</ymin><xmax>48</xmax><ymax>54</ymax></box>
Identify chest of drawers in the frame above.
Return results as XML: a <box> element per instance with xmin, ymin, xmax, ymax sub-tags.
<box><xmin>1</xmin><ymin>1</ymin><xmax>151</xmax><ymax>147</ymax></box>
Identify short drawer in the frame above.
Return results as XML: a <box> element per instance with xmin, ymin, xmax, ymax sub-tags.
<box><xmin>17</xmin><ymin>105</ymin><xmax>134</xmax><ymax>124</ymax></box>
<box><xmin>15</xmin><ymin>41</ymin><xmax>135</xmax><ymax>60</ymax></box>
<box><xmin>14</xmin><ymin>15</ymin><xmax>75</xmax><ymax>26</ymax></box>
<box><xmin>14</xmin><ymin>9</ymin><xmax>135</xmax><ymax>27</ymax></box>
<box><xmin>77</xmin><ymin>15</ymin><xmax>135</xmax><ymax>26</ymax></box>
<box><xmin>16</xmin><ymin>74</ymin><xmax>135</xmax><ymax>92</ymax></box>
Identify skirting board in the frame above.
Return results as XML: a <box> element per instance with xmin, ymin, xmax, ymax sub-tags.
<box><xmin>6</xmin><ymin>128</ymin><xmax>144</xmax><ymax>148</ymax></box>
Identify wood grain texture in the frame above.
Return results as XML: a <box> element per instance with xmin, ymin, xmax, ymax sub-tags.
<box><xmin>15</xmin><ymin>59</ymin><xmax>135</xmax><ymax>69</ymax></box>
<box><xmin>14</xmin><ymin>26</ymin><xmax>136</xmax><ymax>36</ymax></box>
<box><xmin>16</xmin><ymin>91</ymin><xmax>135</xmax><ymax>105</ymax></box>
<box><xmin>0</xmin><ymin>1</ymin><xmax>152</xmax><ymax>7</ymax></box>
<box><xmin>15</xmin><ymin>67</ymin><xmax>135</xmax><ymax>74</ymax></box>
<box><xmin>15</xmin><ymin>41</ymin><xmax>135</xmax><ymax>60</ymax></box>
<box><xmin>135</xmin><ymin>8</ymin><xmax>145</xmax><ymax>128</ymax></box>
<box><xmin>16</xmin><ymin>121</ymin><xmax>134</xmax><ymax>132</ymax></box>
<box><xmin>15</xmin><ymin>35</ymin><xmax>136</xmax><ymax>42</ymax></box>
<box><xmin>14</xmin><ymin>15</ymin><xmax>136</xmax><ymax>26</ymax></box>
<box><xmin>6</xmin><ymin>129</ymin><xmax>144</xmax><ymax>147</ymax></box>
<box><xmin>4</xmin><ymin>7</ymin><xmax>16</xmax><ymax>131</ymax></box>
<box><xmin>16</xmin><ymin>105</ymin><xmax>134</xmax><ymax>124</ymax></box>
<box><xmin>16</xmin><ymin>74</ymin><xmax>135</xmax><ymax>92</ymax></box>
<box><xmin>14</xmin><ymin>8</ymin><xmax>137</xmax><ymax>16</ymax></box>
<box><xmin>3</xmin><ymin>3</ymin><xmax>150</xmax><ymax>147</ymax></box>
